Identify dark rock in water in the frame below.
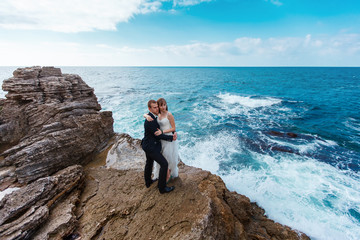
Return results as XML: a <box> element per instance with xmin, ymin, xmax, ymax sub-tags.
<box><xmin>271</xmin><ymin>146</ymin><xmax>297</xmax><ymax>154</ymax></box>
<box><xmin>268</xmin><ymin>130</ymin><xmax>298</xmax><ymax>138</ymax></box>
<box><xmin>287</xmin><ymin>132</ymin><xmax>298</xmax><ymax>138</ymax></box>
<box><xmin>0</xmin><ymin>66</ymin><xmax>114</xmax><ymax>184</ymax></box>
<box><xmin>268</xmin><ymin>130</ymin><xmax>284</xmax><ymax>137</ymax></box>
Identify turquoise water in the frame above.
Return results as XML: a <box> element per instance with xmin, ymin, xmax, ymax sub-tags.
<box><xmin>1</xmin><ymin>67</ymin><xmax>360</xmax><ymax>239</ymax></box>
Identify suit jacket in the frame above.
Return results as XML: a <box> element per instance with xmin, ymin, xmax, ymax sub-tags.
<box><xmin>141</xmin><ymin>112</ymin><xmax>173</xmax><ymax>152</ymax></box>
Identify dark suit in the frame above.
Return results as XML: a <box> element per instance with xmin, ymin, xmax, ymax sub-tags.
<box><xmin>141</xmin><ymin>112</ymin><xmax>173</xmax><ymax>190</ymax></box>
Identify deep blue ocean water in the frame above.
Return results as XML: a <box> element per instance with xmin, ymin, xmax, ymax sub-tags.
<box><xmin>1</xmin><ymin>67</ymin><xmax>360</xmax><ymax>239</ymax></box>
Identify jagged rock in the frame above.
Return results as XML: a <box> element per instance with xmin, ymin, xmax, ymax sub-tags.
<box><xmin>32</xmin><ymin>188</ymin><xmax>82</xmax><ymax>240</ymax></box>
<box><xmin>72</xmin><ymin>135</ymin><xmax>309</xmax><ymax>240</ymax></box>
<box><xmin>0</xmin><ymin>66</ymin><xmax>114</xmax><ymax>184</ymax></box>
<box><xmin>0</xmin><ymin>165</ymin><xmax>84</xmax><ymax>240</ymax></box>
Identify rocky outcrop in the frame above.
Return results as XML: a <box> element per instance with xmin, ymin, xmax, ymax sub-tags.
<box><xmin>0</xmin><ymin>66</ymin><xmax>114</xmax><ymax>185</ymax></box>
<box><xmin>0</xmin><ymin>66</ymin><xmax>113</xmax><ymax>240</ymax></box>
<box><xmin>0</xmin><ymin>67</ymin><xmax>309</xmax><ymax>240</ymax></box>
<box><xmin>70</xmin><ymin>133</ymin><xmax>309</xmax><ymax>240</ymax></box>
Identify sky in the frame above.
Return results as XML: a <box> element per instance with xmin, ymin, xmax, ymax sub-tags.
<box><xmin>0</xmin><ymin>0</ymin><xmax>360</xmax><ymax>66</ymax></box>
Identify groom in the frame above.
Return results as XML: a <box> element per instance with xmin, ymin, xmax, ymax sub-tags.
<box><xmin>141</xmin><ymin>100</ymin><xmax>177</xmax><ymax>194</ymax></box>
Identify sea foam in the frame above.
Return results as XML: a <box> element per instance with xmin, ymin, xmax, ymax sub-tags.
<box><xmin>221</xmin><ymin>153</ymin><xmax>360</xmax><ymax>240</ymax></box>
<box><xmin>218</xmin><ymin>93</ymin><xmax>282</xmax><ymax>108</ymax></box>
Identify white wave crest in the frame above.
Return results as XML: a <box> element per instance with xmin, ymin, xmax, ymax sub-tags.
<box><xmin>262</xmin><ymin>133</ymin><xmax>338</xmax><ymax>154</ymax></box>
<box><xmin>345</xmin><ymin>118</ymin><xmax>360</xmax><ymax>132</ymax></box>
<box><xmin>221</xmin><ymin>154</ymin><xmax>360</xmax><ymax>240</ymax></box>
<box><xmin>179</xmin><ymin>132</ymin><xmax>241</xmax><ymax>173</ymax></box>
<box><xmin>218</xmin><ymin>93</ymin><xmax>282</xmax><ymax>108</ymax></box>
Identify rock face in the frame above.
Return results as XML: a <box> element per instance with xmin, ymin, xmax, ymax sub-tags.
<box><xmin>0</xmin><ymin>66</ymin><xmax>114</xmax><ymax>185</ymax></box>
<box><xmin>0</xmin><ymin>67</ymin><xmax>309</xmax><ymax>240</ymax></box>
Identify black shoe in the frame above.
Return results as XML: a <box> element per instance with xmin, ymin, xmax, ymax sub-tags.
<box><xmin>159</xmin><ymin>186</ymin><xmax>175</xmax><ymax>194</ymax></box>
<box><xmin>146</xmin><ymin>178</ymin><xmax>158</xmax><ymax>188</ymax></box>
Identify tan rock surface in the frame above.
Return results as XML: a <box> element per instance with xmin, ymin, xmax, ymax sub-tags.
<box><xmin>72</xmin><ymin>134</ymin><xmax>309</xmax><ymax>240</ymax></box>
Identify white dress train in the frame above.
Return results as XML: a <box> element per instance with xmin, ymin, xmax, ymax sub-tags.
<box><xmin>153</xmin><ymin>113</ymin><xmax>179</xmax><ymax>179</ymax></box>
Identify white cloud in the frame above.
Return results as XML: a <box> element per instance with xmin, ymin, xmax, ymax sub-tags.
<box><xmin>0</xmin><ymin>0</ymin><xmax>214</xmax><ymax>32</ymax></box>
<box><xmin>0</xmin><ymin>0</ymin><xmax>177</xmax><ymax>32</ymax></box>
<box><xmin>265</xmin><ymin>0</ymin><xmax>283</xmax><ymax>6</ymax></box>
<box><xmin>148</xmin><ymin>34</ymin><xmax>360</xmax><ymax>65</ymax></box>
<box><xmin>173</xmin><ymin>0</ymin><xmax>211</xmax><ymax>6</ymax></box>
<box><xmin>0</xmin><ymin>34</ymin><xmax>359</xmax><ymax>66</ymax></box>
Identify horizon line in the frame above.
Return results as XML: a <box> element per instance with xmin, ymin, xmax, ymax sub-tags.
<box><xmin>1</xmin><ymin>65</ymin><xmax>360</xmax><ymax>68</ymax></box>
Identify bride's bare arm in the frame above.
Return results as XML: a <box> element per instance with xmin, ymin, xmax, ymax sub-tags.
<box><xmin>163</xmin><ymin>112</ymin><xmax>176</xmax><ymax>133</ymax></box>
<box><xmin>143</xmin><ymin>113</ymin><xmax>154</xmax><ymax>121</ymax></box>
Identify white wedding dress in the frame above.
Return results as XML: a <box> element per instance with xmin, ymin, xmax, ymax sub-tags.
<box><xmin>153</xmin><ymin>113</ymin><xmax>179</xmax><ymax>180</ymax></box>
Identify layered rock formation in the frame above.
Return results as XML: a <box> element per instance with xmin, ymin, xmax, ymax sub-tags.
<box><xmin>0</xmin><ymin>67</ymin><xmax>309</xmax><ymax>240</ymax></box>
<box><xmin>0</xmin><ymin>66</ymin><xmax>114</xmax><ymax>185</ymax></box>
<box><xmin>0</xmin><ymin>165</ymin><xmax>84</xmax><ymax>239</ymax></box>
<box><xmin>0</xmin><ymin>66</ymin><xmax>113</xmax><ymax>239</ymax></box>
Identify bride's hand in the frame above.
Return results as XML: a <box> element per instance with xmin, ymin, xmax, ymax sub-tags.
<box><xmin>146</xmin><ymin>115</ymin><xmax>154</xmax><ymax>121</ymax></box>
<box><xmin>173</xmin><ymin>132</ymin><xmax>177</xmax><ymax>141</ymax></box>
<box><xmin>154</xmin><ymin>128</ymin><xmax>162</xmax><ymax>136</ymax></box>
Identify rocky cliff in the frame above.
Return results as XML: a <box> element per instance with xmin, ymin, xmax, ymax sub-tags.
<box><xmin>0</xmin><ymin>67</ymin><xmax>309</xmax><ymax>240</ymax></box>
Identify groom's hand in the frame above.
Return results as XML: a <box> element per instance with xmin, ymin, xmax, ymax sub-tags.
<box><xmin>173</xmin><ymin>132</ymin><xmax>177</xmax><ymax>141</ymax></box>
<box><xmin>154</xmin><ymin>128</ymin><xmax>162</xmax><ymax>136</ymax></box>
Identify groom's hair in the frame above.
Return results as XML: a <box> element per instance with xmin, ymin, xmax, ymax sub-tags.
<box><xmin>148</xmin><ymin>99</ymin><xmax>157</xmax><ymax>108</ymax></box>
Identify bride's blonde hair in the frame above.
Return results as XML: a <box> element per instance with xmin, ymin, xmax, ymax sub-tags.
<box><xmin>157</xmin><ymin>98</ymin><xmax>168</xmax><ymax>112</ymax></box>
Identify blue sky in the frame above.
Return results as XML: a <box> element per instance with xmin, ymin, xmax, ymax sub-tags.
<box><xmin>0</xmin><ymin>0</ymin><xmax>359</xmax><ymax>66</ymax></box>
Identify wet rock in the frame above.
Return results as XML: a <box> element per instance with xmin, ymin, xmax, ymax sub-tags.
<box><xmin>287</xmin><ymin>132</ymin><xmax>298</xmax><ymax>138</ymax></box>
<box><xmin>269</xmin><ymin>130</ymin><xmax>284</xmax><ymax>137</ymax></box>
<box><xmin>268</xmin><ymin>130</ymin><xmax>298</xmax><ymax>138</ymax></box>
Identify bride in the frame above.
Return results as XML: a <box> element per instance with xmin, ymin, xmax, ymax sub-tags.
<box><xmin>144</xmin><ymin>98</ymin><xmax>179</xmax><ymax>182</ymax></box>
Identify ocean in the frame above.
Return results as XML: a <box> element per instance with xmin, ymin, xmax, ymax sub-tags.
<box><xmin>1</xmin><ymin>67</ymin><xmax>360</xmax><ymax>239</ymax></box>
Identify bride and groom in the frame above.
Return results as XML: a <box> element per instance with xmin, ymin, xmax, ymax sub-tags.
<box><xmin>141</xmin><ymin>98</ymin><xmax>179</xmax><ymax>194</ymax></box>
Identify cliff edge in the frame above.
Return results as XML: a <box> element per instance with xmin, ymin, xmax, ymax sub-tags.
<box><xmin>0</xmin><ymin>67</ymin><xmax>309</xmax><ymax>240</ymax></box>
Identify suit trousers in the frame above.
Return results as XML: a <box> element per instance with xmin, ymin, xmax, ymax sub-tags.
<box><xmin>144</xmin><ymin>151</ymin><xmax>168</xmax><ymax>190</ymax></box>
